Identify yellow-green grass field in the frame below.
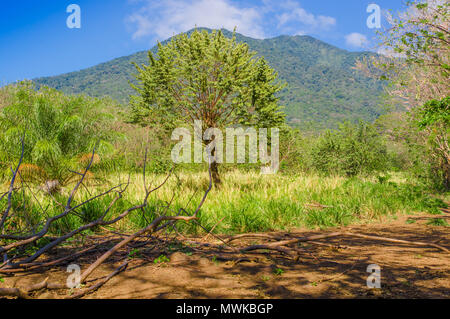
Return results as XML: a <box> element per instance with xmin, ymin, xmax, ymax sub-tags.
<box><xmin>2</xmin><ymin>170</ymin><xmax>447</xmax><ymax>239</ymax></box>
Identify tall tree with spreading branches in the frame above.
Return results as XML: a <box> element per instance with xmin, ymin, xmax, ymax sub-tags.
<box><xmin>129</xmin><ymin>29</ymin><xmax>286</xmax><ymax>185</ymax></box>
<box><xmin>356</xmin><ymin>0</ymin><xmax>449</xmax><ymax>189</ymax></box>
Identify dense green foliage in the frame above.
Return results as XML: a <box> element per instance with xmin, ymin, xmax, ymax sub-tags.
<box><xmin>417</xmin><ymin>96</ymin><xmax>449</xmax><ymax>129</ymax></box>
<box><xmin>33</xmin><ymin>28</ymin><xmax>384</xmax><ymax>131</ymax></box>
<box><xmin>0</xmin><ymin>82</ymin><xmax>119</xmax><ymax>184</ymax></box>
<box><xmin>360</xmin><ymin>1</ymin><xmax>449</xmax><ymax>190</ymax></box>
<box><xmin>415</xmin><ymin>96</ymin><xmax>450</xmax><ymax>190</ymax></box>
<box><xmin>130</xmin><ymin>29</ymin><xmax>288</xmax><ymax>184</ymax></box>
<box><xmin>130</xmin><ymin>29</ymin><xmax>285</xmax><ymax>129</ymax></box>
<box><xmin>310</xmin><ymin>122</ymin><xmax>388</xmax><ymax>176</ymax></box>
<box><xmin>374</xmin><ymin>107</ymin><xmax>449</xmax><ymax>191</ymax></box>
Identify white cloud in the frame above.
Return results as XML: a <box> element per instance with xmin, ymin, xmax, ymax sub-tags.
<box><xmin>127</xmin><ymin>0</ymin><xmax>265</xmax><ymax>40</ymax></box>
<box><xmin>126</xmin><ymin>0</ymin><xmax>338</xmax><ymax>41</ymax></box>
<box><xmin>127</xmin><ymin>14</ymin><xmax>153</xmax><ymax>40</ymax></box>
<box><xmin>345</xmin><ymin>33</ymin><xmax>368</xmax><ymax>48</ymax></box>
<box><xmin>275</xmin><ymin>0</ymin><xmax>336</xmax><ymax>35</ymax></box>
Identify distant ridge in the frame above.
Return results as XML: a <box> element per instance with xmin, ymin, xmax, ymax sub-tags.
<box><xmin>34</xmin><ymin>28</ymin><xmax>384</xmax><ymax>130</ymax></box>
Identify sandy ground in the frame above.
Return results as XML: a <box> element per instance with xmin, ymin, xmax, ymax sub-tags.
<box><xmin>2</xmin><ymin>212</ymin><xmax>449</xmax><ymax>299</ymax></box>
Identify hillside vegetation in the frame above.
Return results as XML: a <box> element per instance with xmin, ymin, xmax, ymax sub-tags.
<box><xmin>34</xmin><ymin>29</ymin><xmax>384</xmax><ymax>130</ymax></box>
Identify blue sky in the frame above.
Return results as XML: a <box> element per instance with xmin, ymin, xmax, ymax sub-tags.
<box><xmin>0</xmin><ymin>0</ymin><xmax>407</xmax><ymax>85</ymax></box>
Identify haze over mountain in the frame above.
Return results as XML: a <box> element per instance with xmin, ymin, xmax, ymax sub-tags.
<box><xmin>34</xmin><ymin>29</ymin><xmax>384</xmax><ymax>130</ymax></box>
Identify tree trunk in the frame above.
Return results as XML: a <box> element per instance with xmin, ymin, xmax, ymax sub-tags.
<box><xmin>211</xmin><ymin>161</ymin><xmax>221</xmax><ymax>186</ymax></box>
<box><xmin>207</xmin><ymin>143</ymin><xmax>222</xmax><ymax>186</ymax></box>
<box><xmin>443</xmin><ymin>160</ymin><xmax>450</xmax><ymax>191</ymax></box>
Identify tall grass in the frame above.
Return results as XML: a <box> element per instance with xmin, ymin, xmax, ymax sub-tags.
<box><xmin>2</xmin><ymin>170</ymin><xmax>445</xmax><ymax>238</ymax></box>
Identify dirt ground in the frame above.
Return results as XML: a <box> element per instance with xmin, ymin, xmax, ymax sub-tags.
<box><xmin>2</xmin><ymin>211</ymin><xmax>449</xmax><ymax>299</ymax></box>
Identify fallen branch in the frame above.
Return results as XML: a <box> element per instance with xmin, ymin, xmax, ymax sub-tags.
<box><xmin>341</xmin><ymin>232</ymin><xmax>449</xmax><ymax>253</ymax></box>
<box><xmin>0</xmin><ymin>287</ymin><xmax>30</xmax><ymax>299</ymax></box>
<box><xmin>0</xmin><ymin>238</ymin><xmax>116</xmax><ymax>273</ymax></box>
<box><xmin>0</xmin><ymin>277</ymin><xmax>65</xmax><ymax>299</ymax></box>
<box><xmin>238</xmin><ymin>232</ymin><xmax>449</xmax><ymax>253</ymax></box>
<box><xmin>239</xmin><ymin>232</ymin><xmax>343</xmax><ymax>252</ymax></box>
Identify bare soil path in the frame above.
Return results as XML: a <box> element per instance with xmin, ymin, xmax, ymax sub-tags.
<box><xmin>2</xmin><ymin>212</ymin><xmax>449</xmax><ymax>299</ymax></box>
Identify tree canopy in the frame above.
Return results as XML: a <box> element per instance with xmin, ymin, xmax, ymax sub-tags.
<box><xmin>129</xmin><ymin>29</ymin><xmax>286</xmax><ymax>184</ymax></box>
<box><xmin>356</xmin><ymin>0</ymin><xmax>449</xmax><ymax>189</ymax></box>
<box><xmin>130</xmin><ymin>29</ymin><xmax>285</xmax><ymax>130</ymax></box>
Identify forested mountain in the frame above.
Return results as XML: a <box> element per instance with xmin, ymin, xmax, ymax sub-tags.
<box><xmin>34</xmin><ymin>28</ymin><xmax>385</xmax><ymax>130</ymax></box>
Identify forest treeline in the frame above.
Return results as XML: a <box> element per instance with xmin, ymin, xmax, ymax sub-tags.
<box><xmin>0</xmin><ymin>80</ymin><xmax>447</xmax><ymax>190</ymax></box>
<box><xmin>0</xmin><ymin>1</ymin><xmax>448</xmax><ymax>191</ymax></box>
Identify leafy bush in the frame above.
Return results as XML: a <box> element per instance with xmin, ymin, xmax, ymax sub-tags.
<box><xmin>0</xmin><ymin>81</ymin><xmax>120</xmax><ymax>184</ymax></box>
<box><xmin>416</xmin><ymin>97</ymin><xmax>450</xmax><ymax>129</ymax></box>
<box><xmin>311</xmin><ymin>121</ymin><xmax>389</xmax><ymax>176</ymax></box>
<box><xmin>415</xmin><ymin>96</ymin><xmax>449</xmax><ymax>190</ymax></box>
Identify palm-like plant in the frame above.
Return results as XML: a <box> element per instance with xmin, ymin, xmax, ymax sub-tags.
<box><xmin>0</xmin><ymin>82</ymin><xmax>117</xmax><ymax>187</ymax></box>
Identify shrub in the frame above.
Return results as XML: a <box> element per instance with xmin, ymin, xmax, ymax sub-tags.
<box><xmin>0</xmin><ymin>81</ymin><xmax>120</xmax><ymax>184</ymax></box>
<box><xmin>415</xmin><ymin>96</ymin><xmax>449</xmax><ymax>190</ymax></box>
<box><xmin>311</xmin><ymin>121</ymin><xmax>389</xmax><ymax>176</ymax></box>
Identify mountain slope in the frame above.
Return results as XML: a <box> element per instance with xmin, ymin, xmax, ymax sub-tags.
<box><xmin>34</xmin><ymin>29</ymin><xmax>384</xmax><ymax>130</ymax></box>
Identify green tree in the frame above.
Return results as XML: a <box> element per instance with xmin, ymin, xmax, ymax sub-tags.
<box><xmin>416</xmin><ymin>96</ymin><xmax>450</xmax><ymax>189</ymax></box>
<box><xmin>356</xmin><ymin>0</ymin><xmax>449</xmax><ymax>189</ymax></box>
<box><xmin>130</xmin><ymin>29</ymin><xmax>286</xmax><ymax>184</ymax></box>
